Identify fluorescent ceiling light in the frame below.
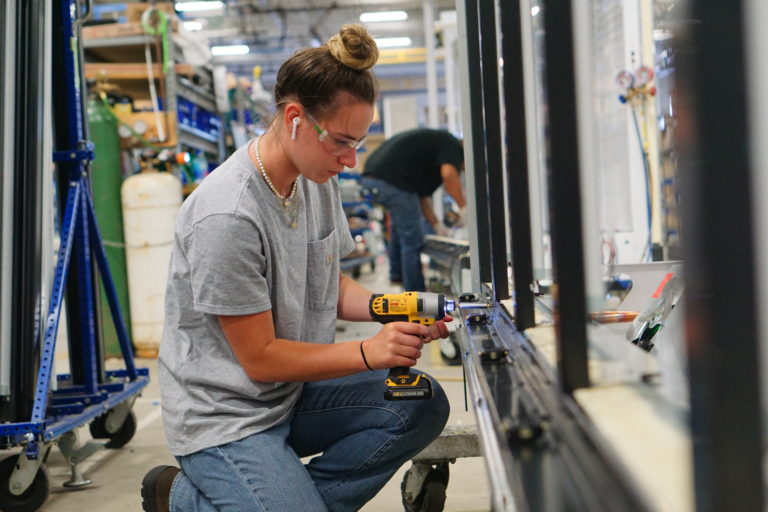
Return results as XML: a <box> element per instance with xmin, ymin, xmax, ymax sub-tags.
<box><xmin>360</xmin><ymin>10</ymin><xmax>408</xmax><ymax>23</ymax></box>
<box><xmin>182</xmin><ymin>20</ymin><xmax>203</xmax><ymax>31</ymax></box>
<box><xmin>374</xmin><ymin>37</ymin><xmax>412</xmax><ymax>48</ymax></box>
<box><xmin>175</xmin><ymin>1</ymin><xmax>224</xmax><ymax>12</ymax></box>
<box><xmin>211</xmin><ymin>44</ymin><xmax>250</xmax><ymax>56</ymax></box>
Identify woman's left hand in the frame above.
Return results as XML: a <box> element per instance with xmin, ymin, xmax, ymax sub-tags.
<box><xmin>424</xmin><ymin>315</ymin><xmax>453</xmax><ymax>342</ymax></box>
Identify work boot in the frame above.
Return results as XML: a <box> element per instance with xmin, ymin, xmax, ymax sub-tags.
<box><xmin>141</xmin><ymin>465</ymin><xmax>180</xmax><ymax>512</ymax></box>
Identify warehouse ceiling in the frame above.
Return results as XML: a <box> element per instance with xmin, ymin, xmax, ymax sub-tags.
<box><xmin>89</xmin><ymin>1</ymin><xmax>457</xmax><ymax>90</ymax></box>
<box><xmin>173</xmin><ymin>0</ymin><xmax>457</xmax><ymax>83</ymax></box>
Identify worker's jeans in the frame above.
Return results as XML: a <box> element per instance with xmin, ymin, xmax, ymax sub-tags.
<box><xmin>169</xmin><ymin>369</ymin><xmax>450</xmax><ymax>512</ymax></box>
<box><xmin>360</xmin><ymin>176</ymin><xmax>426</xmax><ymax>291</ymax></box>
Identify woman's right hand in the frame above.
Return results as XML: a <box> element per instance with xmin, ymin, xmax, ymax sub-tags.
<box><xmin>362</xmin><ymin>322</ymin><xmax>431</xmax><ymax>369</ymax></box>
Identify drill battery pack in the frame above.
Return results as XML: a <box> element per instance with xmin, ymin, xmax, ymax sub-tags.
<box><xmin>369</xmin><ymin>292</ymin><xmax>452</xmax><ymax>401</ymax></box>
<box><xmin>384</xmin><ymin>368</ymin><xmax>433</xmax><ymax>400</ymax></box>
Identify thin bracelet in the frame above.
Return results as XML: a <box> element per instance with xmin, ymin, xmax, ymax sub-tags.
<box><xmin>360</xmin><ymin>340</ymin><xmax>373</xmax><ymax>371</ymax></box>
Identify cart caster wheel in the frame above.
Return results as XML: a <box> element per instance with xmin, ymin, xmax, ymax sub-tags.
<box><xmin>0</xmin><ymin>456</ymin><xmax>50</xmax><ymax>512</ymax></box>
<box><xmin>439</xmin><ymin>338</ymin><xmax>462</xmax><ymax>366</ymax></box>
<box><xmin>90</xmin><ymin>410</ymin><xmax>137</xmax><ymax>449</ymax></box>
<box><xmin>401</xmin><ymin>465</ymin><xmax>449</xmax><ymax>512</ymax></box>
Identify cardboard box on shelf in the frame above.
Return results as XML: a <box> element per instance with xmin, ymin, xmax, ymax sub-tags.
<box><xmin>126</xmin><ymin>3</ymin><xmax>176</xmax><ymax>23</ymax></box>
<box><xmin>82</xmin><ymin>21</ymin><xmax>146</xmax><ymax>40</ymax></box>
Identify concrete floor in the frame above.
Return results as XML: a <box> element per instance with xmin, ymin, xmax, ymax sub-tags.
<box><xmin>7</xmin><ymin>257</ymin><xmax>490</xmax><ymax>511</ymax></box>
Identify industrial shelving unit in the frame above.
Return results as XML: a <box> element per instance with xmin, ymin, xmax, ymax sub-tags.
<box><xmin>82</xmin><ymin>9</ymin><xmax>225</xmax><ymax>167</ymax></box>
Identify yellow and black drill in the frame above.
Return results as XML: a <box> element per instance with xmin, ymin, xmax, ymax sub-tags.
<box><xmin>369</xmin><ymin>292</ymin><xmax>455</xmax><ymax>400</ymax></box>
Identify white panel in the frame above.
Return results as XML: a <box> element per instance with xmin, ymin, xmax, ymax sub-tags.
<box><xmin>423</xmin><ymin>0</ymin><xmax>439</xmax><ymax>128</ymax></box>
<box><xmin>438</xmin><ymin>13</ymin><xmax>460</xmax><ymax>135</ymax></box>
<box><xmin>586</xmin><ymin>0</ymin><xmax>652</xmax><ymax>264</ymax></box>
<box><xmin>522</xmin><ymin>0</ymin><xmax>551</xmax><ymax>279</ymax></box>
<box><xmin>43</xmin><ymin>0</ymin><xmax>63</xmax><ymax>373</ymax></box>
<box><xmin>456</xmin><ymin>0</ymin><xmax>482</xmax><ymax>293</ymax></box>
<box><xmin>574</xmin><ymin>0</ymin><xmax>603</xmax><ymax>310</ymax></box>
<box><xmin>745</xmin><ymin>0</ymin><xmax>768</xmax><ymax>441</ymax></box>
<box><xmin>0</xmin><ymin>0</ymin><xmax>16</xmax><ymax>397</ymax></box>
<box><xmin>382</xmin><ymin>95</ymin><xmax>419</xmax><ymax>139</ymax></box>
<box><xmin>592</xmin><ymin>0</ymin><xmax>633</xmax><ymax>232</ymax></box>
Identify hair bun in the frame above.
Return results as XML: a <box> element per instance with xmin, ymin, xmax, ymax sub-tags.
<box><xmin>327</xmin><ymin>24</ymin><xmax>379</xmax><ymax>71</ymax></box>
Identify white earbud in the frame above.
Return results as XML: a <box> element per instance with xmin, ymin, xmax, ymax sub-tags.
<box><xmin>291</xmin><ymin>117</ymin><xmax>300</xmax><ymax>140</ymax></box>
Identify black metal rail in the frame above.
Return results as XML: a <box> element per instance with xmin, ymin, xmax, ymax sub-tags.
<box><xmin>455</xmin><ymin>302</ymin><xmax>651</xmax><ymax>511</ymax></box>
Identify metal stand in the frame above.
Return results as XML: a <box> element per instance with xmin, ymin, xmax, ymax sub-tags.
<box><xmin>401</xmin><ymin>424</ymin><xmax>481</xmax><ymax>512</ymax></box>
<box><xmin>59</xmin><ymin>430</ymin><xmax>96</xmax><ymax>489</ymax></box>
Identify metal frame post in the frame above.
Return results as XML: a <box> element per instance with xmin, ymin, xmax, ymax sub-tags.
<box><xmin>540</xmin><ymin>1</ymin><xmax>590</xmax><ymax>392</ymax></box>
<box><xmin>499</xmin><ymin>0</ymin><xmax>536</xmax><ymax>329</ymax></box>
<box><xmin>456</xmin><ymin>0</ymin><xmax>492</xmax><ymax>292</ymax></box>
<box><xmin>477</xmin><ymin>0</ymin><xmax>510</xmax><ymax>302</ymax></box>
<box><xmin>678</xmin><ymin>0</ymin><xmax>765</xmax><ymax>508</ymax></box>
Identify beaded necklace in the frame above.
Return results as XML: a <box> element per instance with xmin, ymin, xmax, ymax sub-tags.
<box><xmin>254</xmin><ymin>135</ymin><xmax>299</xmax><ymax>229</ymax></box>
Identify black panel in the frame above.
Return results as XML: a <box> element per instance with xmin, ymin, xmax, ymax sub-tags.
<box><xmin>0</xmin><ymin>1</ymin><xmax>5</xmax><ymax>402</ymax></box>
<box><xmin>477</xmin><ymin>2</ymin><xmax>510</xmax><ymax>301</ymax></box>
<box><xmin>499</xmin><ymin>0</ymin><xmax>536</xmax><ymax>329</ymax></box>
<box><xmin>460</xmin><ymin>0</ymin><xmax>493</xmax><ymax>285</ymax></box>
<box><xmin>540</xmin><ymin>1</ymin><xmax>589</xmax><ymax>392</ymax></box>
<box><xmin>677</xmin><ymin>0</ymin><xmax>765</xmax><ymax>509</ymax></box>
<box><xmin>1</xmin><ymin>0</ymin><xmax>45</xmax><ymax>422</ymax></box>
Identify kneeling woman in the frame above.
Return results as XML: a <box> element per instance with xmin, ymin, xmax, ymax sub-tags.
<box><xmin>142</xmin><ymin>23</ymin><xmax>451</xmax><ymax>512</ymax></box>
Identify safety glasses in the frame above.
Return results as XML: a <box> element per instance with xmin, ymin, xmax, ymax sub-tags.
<box><xmin>304</xmin><ymin>109</ymin><xmax>367</xmax><ymax>156</ymax></box>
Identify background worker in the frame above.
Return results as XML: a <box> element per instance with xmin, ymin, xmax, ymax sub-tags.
<box><xmin>141</xmin><ymin>25</ymin><xmax>451</xmax><ymax>512</ymax></box>
<box><xmin>361</xmin><ymin>128</ymin><xmax>466</xmax><ymax>292</ymax></box>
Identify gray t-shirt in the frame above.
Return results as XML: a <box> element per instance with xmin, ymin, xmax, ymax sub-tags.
<box><xmin>158</xmin><ymin>142</ymin><xmax>355</xmax><ymax>456</ymax></box>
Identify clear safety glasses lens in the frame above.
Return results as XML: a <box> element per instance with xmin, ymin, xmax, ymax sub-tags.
<box><xmin>306</xmin><ymin>110</ymin><xmax>366</xmax><ymax>155</ymax></box>
<box><xmin>317</xmin><ymin>130</ymin><xmax>366</xmax><ymax>155</ymax></box>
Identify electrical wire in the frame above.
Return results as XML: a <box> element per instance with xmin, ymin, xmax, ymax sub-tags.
<box><xmin>629</xmin><ymin>105</ymin><xmax>654</xmax><ymax>262</ymax></box>
<box><xmin>141</xmin><ymin>7</ymin><xmax>168</xmax><ymax>142</ymax></box>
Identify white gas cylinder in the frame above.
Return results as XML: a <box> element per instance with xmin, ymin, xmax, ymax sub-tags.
<box><xmin>121</xmin><ymin>171</ymin><xmax>182</xmax><ymax>357</ymax></box>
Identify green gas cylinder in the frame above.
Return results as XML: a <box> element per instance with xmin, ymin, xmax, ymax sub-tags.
<box><xmin>87</xmin><ymin>96</ymin><xmax>132</xmax><ymax>358</ymax></box>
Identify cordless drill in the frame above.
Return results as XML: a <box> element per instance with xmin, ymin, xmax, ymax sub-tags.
<box><xmin>369</xmin><ymin>292</ymin><xmax>455</xmax><ymax>400</ymax></box>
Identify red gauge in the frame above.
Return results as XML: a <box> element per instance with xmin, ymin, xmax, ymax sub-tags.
<box><xmin>634</xmin><ymin>65</ymin><xmax>655</xmax><ymax>87</ymax></box>
<box><xmin>615</xmin><ymin>70</ymin><xmax>635</xmax><ymax>90</ymax></box>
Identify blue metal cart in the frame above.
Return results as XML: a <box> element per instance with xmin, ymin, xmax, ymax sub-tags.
<box><xmin>339</xmin><ymin>172</ymin><xmax>381</xmax><ymax>278</ymax></box>
<box><xmin>0</xmin><ymin>1</ymin><xmax>149</xmax><ymax>510</ymax></box>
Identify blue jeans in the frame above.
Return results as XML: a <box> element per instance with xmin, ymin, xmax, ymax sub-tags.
<box><xmin>169</xmin><ymin>369</ymin><xmax>450</xmax><ymax>512</ymax></box>
<box><xmin>361</xmin><ymin>177</ymin><xmax>427</xmax><ymax>291</ymax></box>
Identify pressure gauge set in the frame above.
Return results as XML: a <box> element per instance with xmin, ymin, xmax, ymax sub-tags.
<box><xmin>616</xmin><ymin>65</ymin><xmax>656</xmax><ymax>104</ymax></box>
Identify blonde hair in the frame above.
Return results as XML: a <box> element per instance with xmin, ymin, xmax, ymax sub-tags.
<box><xmin>327</xmin><ymin>24</ymin><xmax>379</xmax><ymax>71</ymax></box>
<box><xmin>274</xmin><ymin>24</ymin><xmax>379</xmax><ymax>117</ymax></box>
